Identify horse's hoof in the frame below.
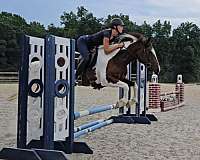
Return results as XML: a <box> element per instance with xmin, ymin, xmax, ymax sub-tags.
<box><xmin>116</xmin><ymin>98</ymin><xmax>128</xmax><ymax>108</ymax></box>
<box><xmin>126</xmin><ymin>99</ymin><xmax>136</xmax><ymax>108</ymax></box>
<box><xmin>74</xmin><ymin>81</ymin><xmax>78</xmax><ymax>86</ymax></box>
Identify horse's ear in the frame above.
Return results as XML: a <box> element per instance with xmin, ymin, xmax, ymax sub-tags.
<box><xmin>145</xmin><ymin>37</ymin><xmax>152</xmax><ymax>47</ymax></box>
<box><xmin>137</xmin><ymin>36</ymin><xmax>146</xmax><ymax>43</ymax></box>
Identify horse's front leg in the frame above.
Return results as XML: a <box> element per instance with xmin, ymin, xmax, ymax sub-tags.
<box><xmin>107</xmin><ymin>81</ymin><xmax>129</xmax><ymax>111</ymax></box>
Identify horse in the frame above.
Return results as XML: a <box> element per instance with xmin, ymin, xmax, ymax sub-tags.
<box><xmin>78</xmin><ymin>33</ymin><xmax>160</xmax><ymax>105</ymax></box>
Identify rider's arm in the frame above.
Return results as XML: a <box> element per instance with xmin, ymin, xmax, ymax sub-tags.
<box><xmin>103</xmin><ymin>37</ymin><xmax>124</xmax><ymax>54</ymax></box>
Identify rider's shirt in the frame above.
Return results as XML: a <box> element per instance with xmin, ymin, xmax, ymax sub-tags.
<box><xmin>86</xmin><ymin>29</ymin><xmax>115</xmax><ymax>47</ymax></box>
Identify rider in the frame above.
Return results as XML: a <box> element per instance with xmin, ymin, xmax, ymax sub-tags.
<box><xmin>76</xmin><ymin>18</ymin><xmax>125</xmax><ymax>78</ymax></box>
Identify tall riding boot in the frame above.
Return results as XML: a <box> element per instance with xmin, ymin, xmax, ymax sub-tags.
<box><xmin>76</xmin><ymin>57</ymin><xmax>89</xmax><ymax>79</ymax></box>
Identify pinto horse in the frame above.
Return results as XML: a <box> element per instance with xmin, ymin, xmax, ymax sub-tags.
<box><xmin>79</xmin><ymin>33</ymin><xmax>160</xmax><ymax>103</ymax></box>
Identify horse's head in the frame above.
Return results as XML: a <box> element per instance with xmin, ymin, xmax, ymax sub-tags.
<box><xmin>127</xmin><ymin>37</ymin><xmax>160</xmax><ymax>75</ymax></box>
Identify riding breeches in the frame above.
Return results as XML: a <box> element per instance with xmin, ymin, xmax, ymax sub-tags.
<box><xmin>77</xmin><ymin>35</ymin><xmax>90</xmax><ymax>60</ymax></box>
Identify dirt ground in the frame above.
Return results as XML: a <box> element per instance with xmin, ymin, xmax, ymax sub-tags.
<box><xmin>0</xmin><ymin>83</ymin><xmax>200</xmax><ymax>160</ymax></box>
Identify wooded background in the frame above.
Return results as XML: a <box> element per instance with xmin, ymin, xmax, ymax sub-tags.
<box><xmin>1</xmin><ymin>6</ymin><xmax>200</xmax><ymax>82</ymax></box>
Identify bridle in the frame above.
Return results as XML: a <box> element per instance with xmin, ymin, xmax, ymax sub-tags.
<box><xmin>120</xmin><ymin>40</ymin><xmax>134</xmax><ymax>50</ymax></box>
<box><xmin>120</xmin><ymin>40</ymin><xmax>153</xmax><ymax>69</ymax></box>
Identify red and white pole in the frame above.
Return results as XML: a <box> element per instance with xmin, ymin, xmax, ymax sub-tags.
<box><xmin>149</xmin><ymin>74</ymin><xmax>160</xmax><ymax>108</ymax></box>
<box><xmin>176</xmin><ymin>75</ymin><xmax>184</xmax><ymax>103</ymax></box>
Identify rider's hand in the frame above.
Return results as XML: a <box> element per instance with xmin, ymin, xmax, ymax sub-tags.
<box><xmin>118</xmin><ymin>43</ymin><xmax>124</xmax><ymax>49</ymax></box>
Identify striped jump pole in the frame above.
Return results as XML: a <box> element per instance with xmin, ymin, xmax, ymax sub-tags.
<box><xmin>74</xmin><ymin>119</ymin><xmax>105</xmax><ymax>133</ymax></box>
<box><xmin>74</xmin><ymin>119</ymin><xmax>114</xmax><ymax>139</ymax></box>
<box><xmin>160</xmin><ymin>91</ymin><xmax>179</xmax><ymax>96</ymax></box>
<box><xmin>74</xmin><ymin>98</ymin><xmax>136</xmax><ymax>120</ymax></box>
<box><xmin>74</xmin><ymin>104</ymin><xmax>115</xmax><ymax>120</ymax></box>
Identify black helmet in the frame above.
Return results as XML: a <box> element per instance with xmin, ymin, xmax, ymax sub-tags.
<box><xmin>110</xmin><ymin>18</ymin><xmax>125</xmax><ymax>27</ymax></box>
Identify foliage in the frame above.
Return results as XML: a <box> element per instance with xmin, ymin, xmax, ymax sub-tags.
<box><xmin>60</xmin><ymin>6</ymin><xmax>103</xmax><ymax>38</ymax></box>
<box><xmin>0</xmin><ymin>8</ymin><xmax>200</xmax><ymax>82</ymax></box>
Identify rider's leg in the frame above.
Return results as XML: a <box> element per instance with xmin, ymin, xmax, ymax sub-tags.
<box><xmin>76</xmin><ymin>36</ymin><xmax>90</xmax><ymax>78</ymax></box>
<box><xmin>76</xmin><ymin>56</ymin><xmax>90</xmax><ymax>77</ymax></box>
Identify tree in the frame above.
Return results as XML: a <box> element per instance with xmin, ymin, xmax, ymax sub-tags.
<box><xmin>152</xmin><ymin>20</ymin><xmax>171</xmax><ymax>38</ymax></box>
<box><xmin>60</xmin><ymin>6</ymin><xmax>102</xmax><ymax>38</ymax></box>
<box><xmin>0</xmin><ymin>40</ymin><xmax>7</xmax><ymax>69</ymax></box>
<box><xmin>172</xmin><ymin>22</ymin><xmax>200</xmax><ymax>82</ymax></box>
<box><xmin>140</xmin><ymin>21</ymin><xmax>153</xmax><ymax>37</ymax></box>
<box><xmin>0</xmin><ymin>9</ymin><xmax>200</xmax><ymax>82</ymax></box>
<box><xmin>0</xmin><ymin>22</ymin><xmax>20</xmax><ymax>71</ymax></box>
<box><xmin>47</xmin><ymin>24</ymin><xmax>65</xmax><ymax>37</ymax></box>
<box><xmin>26</xmin><ymin>21</ymin><xmax>47</xmax><ymax>38</ymax></box>
<box><xmin>0</xmin><ymin>12</ymin><xmax>29</xmax><ymax>38</ymax></box>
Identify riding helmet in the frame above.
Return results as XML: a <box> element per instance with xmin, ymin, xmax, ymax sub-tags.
<box><xmin>110</xmin><ymin>18</ymin><xmax>125</xmax><ymax>27</ymax></box>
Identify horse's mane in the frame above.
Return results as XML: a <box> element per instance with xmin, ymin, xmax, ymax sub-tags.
<box><xmin>111</xmin><ymin>33</ymin><xmax>148</xmax><ymax>62</ymax></box>
<box><xmin>118</xmin><ymin>32</ymin><xmax>147</xmax><ymax>43</ymax></box>
<box><xmin>116</xmin><ymin>33</ymin><xmax>138</xmax><ymax>43</ymax></box>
